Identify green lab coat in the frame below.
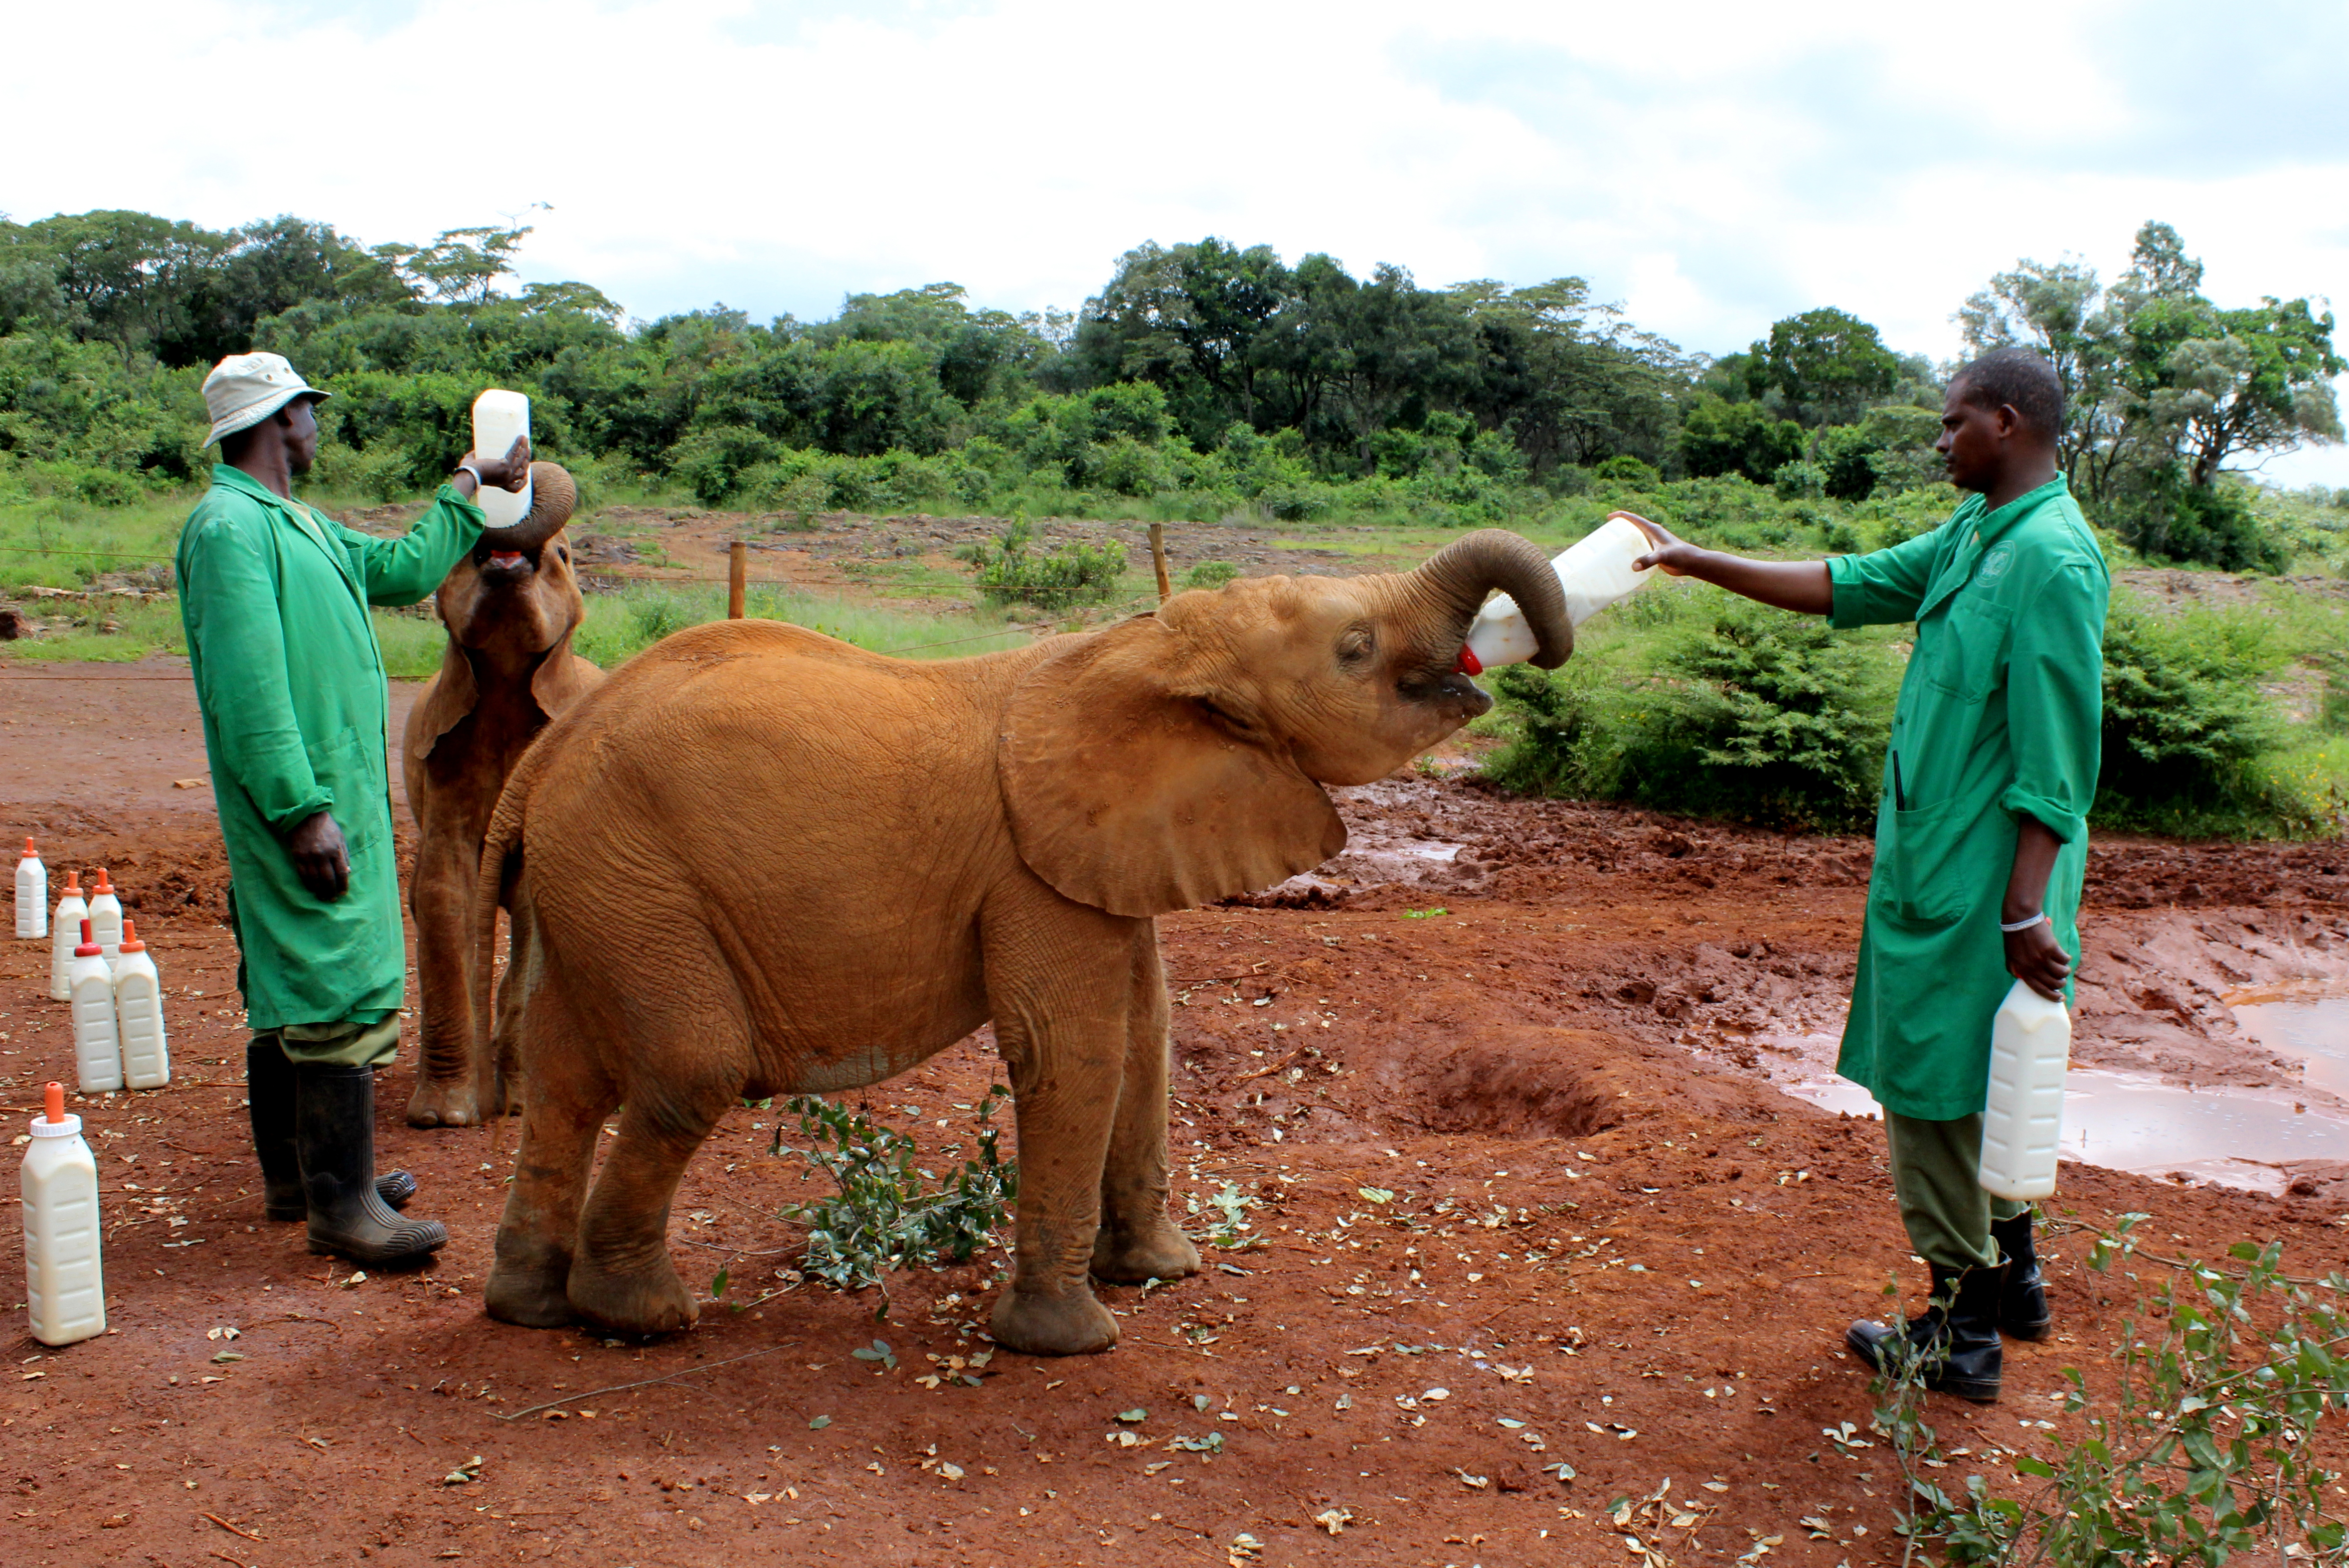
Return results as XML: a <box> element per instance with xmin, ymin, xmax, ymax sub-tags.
<box><xmin>176</xmin><ymin>464</ymin><xmax>482</xmax><ymax>1030</ymax></box>
<box><xmin>1830</xmin><ymin>475</ymin><xmax>2109</xmax><ymax>1120</ymax></box>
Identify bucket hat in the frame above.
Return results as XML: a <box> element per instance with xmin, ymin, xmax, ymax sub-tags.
<box><xmin>201</xmin><ymin>352</ymin><xmax>330</xmax><ymax>446</ymax></box>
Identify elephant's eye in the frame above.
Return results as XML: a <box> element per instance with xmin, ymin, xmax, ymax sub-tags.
<box><xmin>1338</xmin><ymin>626</ymin><xmax>1375</xmax><ymax>665</ymax></box>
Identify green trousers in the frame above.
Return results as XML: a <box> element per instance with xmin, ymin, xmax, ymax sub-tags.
<box><xmin>1885</xmin><ymin>1111</ymin><xmax>2029</xmax><ymax>1270</ymax></box>
<box><xmin>250</xmin><ymin>1016</ymin><xmax>401</xmax><ymax>1069</ymax></box>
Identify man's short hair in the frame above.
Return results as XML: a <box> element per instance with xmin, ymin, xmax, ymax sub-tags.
<box><xmin>1952</xmin><ymin>348</ymin><xmax>2064</xmax><ymax>444</ymax></box>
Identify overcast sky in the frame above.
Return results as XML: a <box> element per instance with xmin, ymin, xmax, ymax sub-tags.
<box><xmin>9</xmin><ymin>0</ymin><xmax>2345</xmax><ymax>483</ymax></box>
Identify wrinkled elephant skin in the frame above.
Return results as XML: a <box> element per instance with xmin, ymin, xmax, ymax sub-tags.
<box><xmin>476</xmin><ymin>530</ymin><xmax>1572</xmax><ymax>1355</ymax></box>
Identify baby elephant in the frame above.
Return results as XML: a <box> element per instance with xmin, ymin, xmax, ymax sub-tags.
<box><xmin>403</xmin><ymin>463</ymin><xmax>602</xmax><ymax>1127</ymax></box>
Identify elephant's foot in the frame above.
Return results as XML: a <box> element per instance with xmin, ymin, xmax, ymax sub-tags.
<box><xmin>485</xmin><ymin>1246</ymin><xmax>574</xmax><ymax>1329</ymax></box>
<box><xmin>568</xmin><ymin>1252</ymin><xmax>698</xmax><ymax>1338</ymax></box>
<box><xmin>992</xmin><ymin>1285</ymin><xmax>1119</xmax><ymax>1356</ymax></box>
<box><xmin>406</xmin><ymin>1074</ymin><xmax>484</xmax><ymax>1129</ymax></box>
<box><xmin>1090</xmin><ymin>1219</ymin><xmax>1201</xmax><ymax>1285</ymax></box>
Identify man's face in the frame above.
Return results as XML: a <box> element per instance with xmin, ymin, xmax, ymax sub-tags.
<box><xmin>1935</xmin><ymin>382</ymin><xmax>2014</xmax><ymax>494</ymax></box>
<box><xmin>283</xmin><ymin>397</ymin><xmax>321</xmax><ymax>476</ymax></box>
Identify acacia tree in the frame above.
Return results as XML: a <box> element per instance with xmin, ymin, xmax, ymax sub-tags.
<box><xmin>1961</xmin><ymin>221</ymin><xmax>2342</xmax><ymax>521</ymax></box>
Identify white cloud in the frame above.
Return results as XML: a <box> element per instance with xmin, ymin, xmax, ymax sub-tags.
<box><xmin>6</xmin><ymin>0</ymin><xmax>2342</xmax><ymax>477</ymax></box>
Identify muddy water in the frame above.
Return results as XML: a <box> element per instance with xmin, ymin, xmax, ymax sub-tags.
<box><xmin>1777</xmin><ymin>990</ymin><xmax>2349</xmax><ymax>1195</ymax></box>
<box><xmin>2232</xmin><ymin>989</ymin><xmax>2349</xmax><ymax>1096</ymax></box>
<box><xmin>1786</xmin><ymin>1070</ymin><xmax>2348</xmax><ymax>1194</ymax></box>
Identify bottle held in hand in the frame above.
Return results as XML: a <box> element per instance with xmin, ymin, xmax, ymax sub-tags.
<box><xmin>1979</xmin><ymin>978</ymin><xmax>2071</xmax><ymax>1201</ymax></box>
<box><xmin>471</xmin><ymin>388</ymin><xmax>533</xmax><ymax>529</ymax></box>
<box><xmin>1464</xmin><ymin>514</ymin><xmax>1658</xmax><ymax>670</ymax></box>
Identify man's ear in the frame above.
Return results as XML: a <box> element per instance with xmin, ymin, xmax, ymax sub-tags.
<box><xmin>998</xmin><ymin>617</ymin><xmax>1345</xmax><ymax>918</ymax></box>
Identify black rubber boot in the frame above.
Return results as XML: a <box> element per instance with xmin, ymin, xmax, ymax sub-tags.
<box><xmin>1846</xmin><ymin>1263</ymin><xmax>2004</xmax><ymax>1403</ymax></box>
<box><xmin>293</xmin><ymin>1062</ymin><xmax>447</xmax><ymax>1265</ymax></box>
<box><xmin>249</xmin><ymin>1041</ymin><xmax>416</xmax><ymax>1221</ymax></box>
<box><xmin>1993</xmin><ymin>1211</ymin><xmax>2052</xmax><ymax>1341</ymax></box>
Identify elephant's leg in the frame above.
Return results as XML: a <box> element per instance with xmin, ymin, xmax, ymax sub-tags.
<box><xmin>483</xmin><ymin>903</ymin><xmax>531</xmax><ymax>1118</ymax></box>
<box><xmin>1091</xmin><ymin>930</ymin><xmax>1201</xmax><ymax>1285</ymax></box>
<box><xmin>485</xmin><ymin>980</ymin><xmax>610</xmax><ymax>1328</ymax></box>
<box><xmin>985</xmin><ymin>904</ymin><xmax>1141</xmax><ymax>1356</ymax></box>
<box><xmin>564</xmin><ymin>999</ymin><xmax>742</xmax><ymax>1336</ymax></box>
<box><xmin>405</xmin><ymin>828</ymin><xmax>484</xmax><ymax>1128</ymax></box>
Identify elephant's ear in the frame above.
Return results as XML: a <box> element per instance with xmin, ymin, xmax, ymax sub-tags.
<box><xmin>529</xmin><ymin>635</ymin><xmax>598</xmax><ymax>722</ymax></box>
<box><xmin>999</xmin><ymin>617</ymin><xmax>1345</xmax><ymax>918</ymax></box>
<box><xmin>411</xmin><ymin>641</ymin><xmax>479</xmax><ymax>762</ymax></box>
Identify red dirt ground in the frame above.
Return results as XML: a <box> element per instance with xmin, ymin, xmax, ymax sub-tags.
<box><xmin>5</xmin><ymin>658</ymin><xmax>2349</xmax><ymax>1568</ymax></box>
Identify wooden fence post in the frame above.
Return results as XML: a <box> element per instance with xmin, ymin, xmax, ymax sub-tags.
<box><xmin>728</xmin><ymin>541</ymin><xmax>747</xmax><ymax>619</ymax></box>
<box><xmin>1148</xmin><ymin>523</ymin><xmax>1171</xmax><ymax>603</ymax></box>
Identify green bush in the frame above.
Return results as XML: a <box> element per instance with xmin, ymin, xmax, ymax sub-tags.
<box><xmin>1181</xmin><ymin>560</ymin><xmax>1240</xmax><ymax>590</ymax></box>
<box><xmin>2111</xmin><ymin>467</ymin><xmax>2288</xmax><ymax>572</ymax></box>
<box><xmin>963</xmin><ymin>513</ymin><xmax>1128</xmax><ymax>611</ymax></box>
<box><xmin>2096</xmin><ymin>597</ymin><xmax>2308</xmax><ymax>832</ymax></box>
<box><xmin>1488</xmin><ymin>603</ymin><xmax>1897</xmax><ymax>829</ymax></box>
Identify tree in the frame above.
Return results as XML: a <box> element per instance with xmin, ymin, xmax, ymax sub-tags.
<box><xmin>1678</xmin><ymin>394</ymin><xmax>1803</xmax><ymax>485</ymax></box>
<box><xmin>1749</xmin><ymin>307</ymin><xmax>1901</xmax><ymax>426</ymax></box>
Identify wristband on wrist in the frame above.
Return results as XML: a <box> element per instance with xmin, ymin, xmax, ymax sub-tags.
<box><xmin>2000</xmin><ymin>912</ymin><xmax>2048</xmax><ymax>934</ymax></box>
<box><xmin>453</xmin><ymin>462</ymin><xmax>485</xmax><ymax>490</ymax></box>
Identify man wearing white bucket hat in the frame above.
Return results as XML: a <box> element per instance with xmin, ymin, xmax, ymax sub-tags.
<box><xmin>1631</xmin><ymin>348</ymin><xmax>2107</xmax><ymax>1405</ymax></box>
<box><xmin>177</xmin><ymin>351</ymin><xmax>529</xmax><ymax>1266</ymax></box>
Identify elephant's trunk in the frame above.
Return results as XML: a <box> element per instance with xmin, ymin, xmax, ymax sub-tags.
<box><xmin>1405</xmin><ymin>528</ymin><xmax>1573</xmax><ymax>670</ymax></box>
<box><xmin>478</xmin><ymin>462</ymin><xmax>577</xmax><ymax>551</ymax></box>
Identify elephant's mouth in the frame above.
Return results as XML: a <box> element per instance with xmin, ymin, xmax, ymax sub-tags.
<box><xmin>473</xmin><ymin>545</ymin><xmax>541</xmax><ymax>584</ymax></box>
<box><xmin>1398</xmin><ymin>667</ymin><xmax>1493</xmax><ymax>719</ymax></box>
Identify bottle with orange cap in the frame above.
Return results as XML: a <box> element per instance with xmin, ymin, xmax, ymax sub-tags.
<box><xmin>69</xmin><ymin>919</ymin><xmax>122</xmax><ymax>1095</ymax></box>
<box><xmin>48</xmin><ymin>870</ymin><xmax>86</xmax><ymax>1002</ymax></box>
<box><xmin>13</xmin><ymin>837</ymin><xmax>44</xmax><ymax>940</ymax></box>
<box><xmin>85</xmin><ymin>868</ymin><xmax>123</xmax><ymax>974</ymax></box>
<box><xmin>114</xmin><ymin>919</ymin><xmax>170</xmax><ymax>1092</ymax></box>
<box><xmin>22</xmin><ymin>1081</ymin><xmax>106</xmax><ymax>1347</ymax></box>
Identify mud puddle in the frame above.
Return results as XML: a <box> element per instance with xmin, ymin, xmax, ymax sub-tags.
<box><xmin>1784</xmin><ymin>1069</ymin><xmax>2349</xmax><ymax>1194</ymax></box>
<box><xmin>2232</xmin><ymin>988</ymin><xmax>2349</xmax><ymax>1096</ymax></box>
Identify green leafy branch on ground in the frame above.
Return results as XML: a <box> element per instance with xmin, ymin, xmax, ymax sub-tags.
<box><xmin>768</xmin><ymin>1089</ymin><xmax>1018</xmax><ymax>1317</ymax></box>
<box><xmin>1870</xmin><ymin>1215</ymin><xmax>2349</xmax><ymax>1567</ymax></box>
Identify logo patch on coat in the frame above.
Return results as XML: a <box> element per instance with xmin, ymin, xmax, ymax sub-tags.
<box><xmin>1978</xmin><ymin>543</ymin><xmax>2015</xmax><ymax>583</ymax></box>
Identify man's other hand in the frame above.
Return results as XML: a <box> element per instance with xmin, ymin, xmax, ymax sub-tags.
<box><xmin>288</xmin><ymin>809</ymin><xmax>351</xmax><ymax>901</ymax></box>
<box><xmin>462</xmin><ymin>436</ymin><xmax>532</xmax><ymax>492</ymax></box>
<box><xmin>2005</xmin><ymin>919</ymin><xmax>2071</xmax><ymax>1002</ymax></box>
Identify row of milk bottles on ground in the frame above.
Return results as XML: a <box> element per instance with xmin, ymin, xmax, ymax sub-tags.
<box><xmin>15</xmin><ymin>841</ymin><xmax>115</xmax><ymax>1346</ymax></box>
<box><xmin>17</xmin><ymin>842</ymin><xmax>171</xmax><ymax>1091</ymax></box>
<box><xmin>1461</xmin><ymin>514</ymin><xmax>2074</xmax><ymax>1202</ymax></box>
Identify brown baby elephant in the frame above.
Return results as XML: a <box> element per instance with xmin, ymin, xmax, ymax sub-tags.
<box><xmin>476</xmin><ymin>529</ymin><xmax>1572</xmax><ymax>1356</ymax></box>
<box><xmin>402</xmin><ymin>462</ymin><xmax>602</xmax><ymax>1128</ymax></box>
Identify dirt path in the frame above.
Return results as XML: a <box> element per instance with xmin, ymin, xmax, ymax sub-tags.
<box><xmin>6</xmin><ymin>665</ymin><xmax>2349</xmax><ymax>1568</ymax></box>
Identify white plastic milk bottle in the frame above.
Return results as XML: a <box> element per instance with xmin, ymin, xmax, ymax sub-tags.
<box><xmin>1978</xmin><ymin>978</ymin><xmax>2072</xmax><ymax>1201</ymax></box>
<box><xmin>1464</xmin><ymin>513</ymin><xmax>1659</xmax><ymax>670</ymax></box>
<box><xmin>15</xmin><ymin>837</ymin><xmax>45</xmax><ymax>939</ymax></box>
<box><xmin>23</xmin><ymin>1081</ymin><xmax>106</xmax><ymax>1347</ymax></box>
<box><xmin>471</xmin><ymin>389</ymin><xmax>533</xmax><ymax>531</ymax></box>
<box><xmin>86</xmin><ymin>867</ymin><xmax>123</xmax><ymax>973</ymax></box>
<box><xmin>113</xmin><ymin>919</ymin><xmax>169</xmax><ymax>1092</ymax></box>
<box><xmin>48</xmin><ymin>870</ymin><xmax>86</xmax><ymax>1002</ymax></box>
<box><xmin>69</xmin><ymin>920</ymin><xmax>122</xmax><ymax>1095</ymax></box>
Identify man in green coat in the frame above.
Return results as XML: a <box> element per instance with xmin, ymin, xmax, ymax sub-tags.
<box><xmin>177</xmin><ymin>352</ymin><xmax>530</xmax><ymax>1265</ymax></box>
<box><xmin>1631</xmin><ymin>348</ymin><xmax>2107</xmax><ymax>1403</ymax></box>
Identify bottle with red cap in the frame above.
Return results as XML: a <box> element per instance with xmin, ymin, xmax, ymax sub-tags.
<box><xmin>23</xmin><ymin>1081</ymin><xmax>106</xmax><ymax>1347</ymax></box>
<box><xmin>69</xmin><ymin>919</ymin><xmax>122</xmax><ymax>1095</ymax></box>
<box><xmin>13</xmin><ymin>837</ymin><xmax>44</xmax><ymax>940</ymax></box>
<box><xmin>85</xmin><ymin>868</ymin><xmax>123</xmax><ymax>974</ymax></box>
<box><xmin>48</xmin><ymin>870</ymin><xmax>86</xmax><ymax>1002</ymax></box>
<box><xmin>114</xmin><ymin>919</ymin><xmax>170</xmax><ymax>1091</ymax></box>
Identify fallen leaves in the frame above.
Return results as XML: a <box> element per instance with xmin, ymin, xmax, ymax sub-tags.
<box><xmin>441</xmin><ymin>1455</ymin><xmax>483</xmax><ymax>1487</ymax></box>
<box><xmin>1313</xmin><ymin>1506</ymin><xmax>1353</xmax><ymax>1535</ymax></box>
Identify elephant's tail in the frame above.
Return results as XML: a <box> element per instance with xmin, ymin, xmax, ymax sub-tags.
<box><xmin>471</xmin><ymin>734</ymin><xmax>550</xmax><ymax>1070</ymax></box>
